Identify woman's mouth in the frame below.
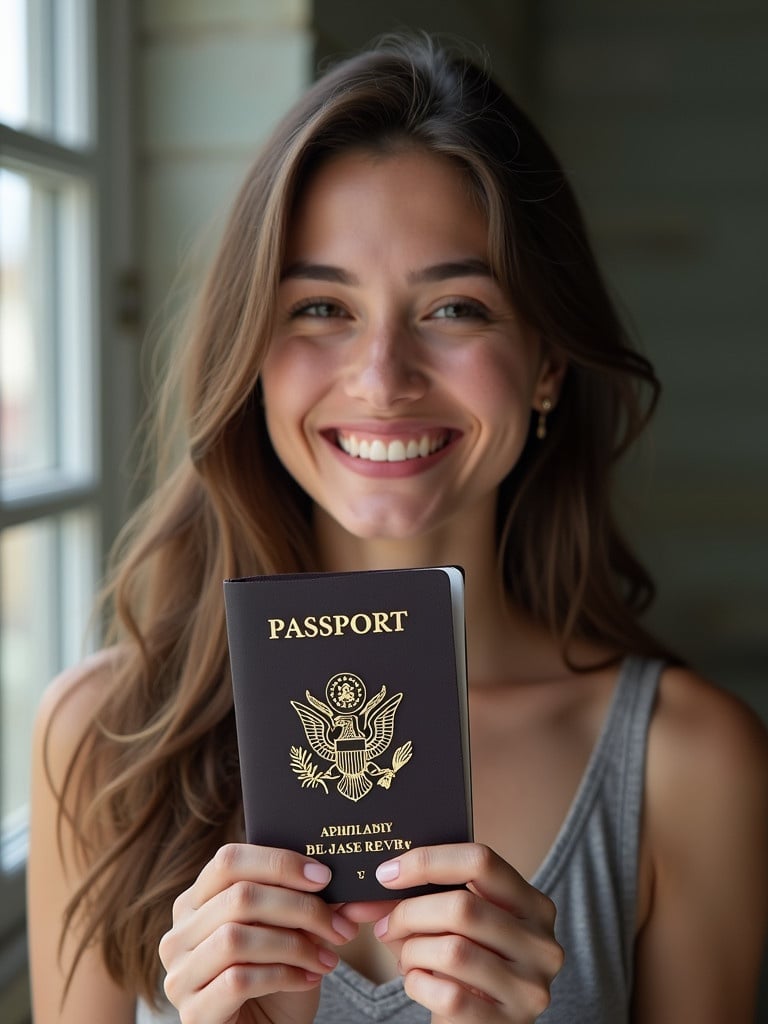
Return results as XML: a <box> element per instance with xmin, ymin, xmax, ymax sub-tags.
<box><xmin>334</xmin><ymin>429</ymin><xmax>451</xmax><ymax>463</ymax></box>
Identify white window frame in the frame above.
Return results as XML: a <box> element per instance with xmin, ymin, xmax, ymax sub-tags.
<box><xmin>0</xmin><ymin>3</ymin><xmax>137</xmax><ymax>1018</ymax></box>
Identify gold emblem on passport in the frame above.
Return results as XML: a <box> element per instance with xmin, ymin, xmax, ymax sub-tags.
<box><xmin>290</xmin><ymin>673</ymin><xmax>413</xmax><ymax>802</ymax></box>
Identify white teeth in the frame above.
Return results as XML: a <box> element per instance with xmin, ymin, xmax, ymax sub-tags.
<box><xmin>337</xmin><ymin>432</ymin><xmax>449</xmax><ymax>463</ymax></box>
<box><xmin>369</xmin><ymin>440</ymin><xmax>387</xmax><ymax>461</ymax></box>
<box><xmin>388</xmin><ymin>440</ymin><xmax>407</xmax><ymax>462</ymax></box>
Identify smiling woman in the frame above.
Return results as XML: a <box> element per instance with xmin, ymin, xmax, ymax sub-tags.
<box><xmin>27</xmin><ymin>31</ymin><xmax>768</xmax><ymax>1024</ymax></box>
<box><xmin>262</xmin><ymin>147</ymin><xmax>560</xmax><ymax>543</ymax></box>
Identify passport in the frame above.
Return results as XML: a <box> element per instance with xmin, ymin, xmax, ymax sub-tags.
<box><xmin>224</xmin><ymin>566</ymin><xmax>472</xmax><ymax>902</ymax></box>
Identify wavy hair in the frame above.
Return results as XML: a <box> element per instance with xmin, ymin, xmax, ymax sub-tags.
<box><xmin>54</xmin><ymin>34</ymin><xmax>674</xmax><ymax>1003</ymax></box>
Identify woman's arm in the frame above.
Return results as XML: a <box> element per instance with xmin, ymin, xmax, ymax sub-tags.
<box><xmin>633</xmin><ymin>668</ymin><xmax>768</xmax><ymax>1022</ymax></box>
<box><xmin>27</xmin><ymin>654</ymin><xmax>136</xmax><ymax>1024</ymax></box>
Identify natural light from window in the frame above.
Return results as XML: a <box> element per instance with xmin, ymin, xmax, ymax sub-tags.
<box><xmin>0</xmin><ymin>0</ymin><xmax>98</xmax><ymax>875</ymax></box>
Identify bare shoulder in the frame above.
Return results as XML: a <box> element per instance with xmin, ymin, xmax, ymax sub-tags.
<box><xmin>34</xmin><ymin>647</ymin><xmax>122</xmax><ymax>781</ymax></box>
<box><xmin>647</xmin><ymin>666</ymin><xmax>768</xmax><ymax>813</ymax></box>
<box><xmin>29</xmin><ymin>649</ymin><xmax>138</xmax><ymax>1023</ymax></box>
<box><xmin>632</xmin><ymin>667</ymin><xmax>768</xmax><ymax>1020</ymax></box>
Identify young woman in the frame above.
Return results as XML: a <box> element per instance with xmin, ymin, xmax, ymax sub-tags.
<box><xmin>28</xmin><ymin>35</ymin><xmax>768</xmax><ymax>1024</ymax></box>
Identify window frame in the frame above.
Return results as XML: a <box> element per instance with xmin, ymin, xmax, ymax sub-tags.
<box><xmin>0</xmin><ymin>2</ymin><xmax>138</xmax><ymax>1017</ymax></box>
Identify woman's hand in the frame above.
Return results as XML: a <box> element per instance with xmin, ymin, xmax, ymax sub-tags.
<box><xmin>159</xmin><ymin>843</ymin><xmax>358</xmax><ymax>1024</ymax></box>
<box><xmin>344</xmin><ymin>843</ymin><xmax>563</xmax><ymax>1023</ymax></box>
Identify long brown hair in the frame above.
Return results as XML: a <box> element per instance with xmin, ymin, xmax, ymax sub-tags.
<box><xmin>54</xmin><ymin>34</ymin><xmax>673</xmax><ymax>1003</ymax></box>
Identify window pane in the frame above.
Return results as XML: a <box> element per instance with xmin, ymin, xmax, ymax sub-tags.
<box><xmin>0</xmin><ymin>0</ymin><xmax>29</xmax><ymax>129</ymax></box>
<box><xmin>1</xmin><ymin>511</ymin><xmax>97</xmax><ymax>868</ymax></box>
<box><xmin>0</xmin><ymin>169</ymin><xmax>56</xmax><ymax>479</ymax></box>
<box><xmin>0</xmin><ymin>0</ymin><xmax>93</xmax><ymax>146</ymax></box>
<box><xmin>0</xmin><ymin>166</ymin><xmax>95</xmax><ymax>487</ymax></box>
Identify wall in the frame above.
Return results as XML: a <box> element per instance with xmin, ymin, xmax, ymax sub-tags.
<box><xmin>139</xmin><ymin>0</ymin><xmax>313</xmax><ymax>325</ymax></box>
<box><xmin>537</xmin><ymin>2</ymin><xmax>768</xmax><ymax>715</ymax></box>
<box><xmin>314</xmin><ymin>0</ymin><xmax>533</xmax><ymax>98</ymax></box>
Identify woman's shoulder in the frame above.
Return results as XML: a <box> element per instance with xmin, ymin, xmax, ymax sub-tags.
<box><xmin>34</xmin><ymin>647</ymin><xmax>123</xmax><ymax>775</ymax></box>
<box><xmin>633</xmin><ymin>671</ymin><xmax>768</xmax><ymax>1014</ymax></box>
<box><xmin>649</xmin><ymin>665</ymin><xmax>768</xmax><ymax>788</ymax></box>
<box><xmin>29</xmin><ymin>648</ymin><xmax>140</xmax><ymax>1023</ymax></box>
<box><xmin>645</xmin><ymin>663</ymin><xmax>768</xmax><ymax>857</ymax></box>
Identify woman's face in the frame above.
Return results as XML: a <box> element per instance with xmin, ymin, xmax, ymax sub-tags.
<box><xmin>261</xmin><ymin>147</ymin><xmax>563</xmax><ymax>543</ymax></box>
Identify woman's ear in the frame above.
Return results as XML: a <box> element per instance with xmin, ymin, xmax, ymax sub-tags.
<box><xmin>533</xmin><ymin>347</ymin><xmax>568</xmax><ymax>412</ymax></box>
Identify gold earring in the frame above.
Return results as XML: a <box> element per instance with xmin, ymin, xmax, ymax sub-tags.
<box><xmin>536</xmin><ymin>397</ymin><xmax>552</xmax><ymax>440</ymax></box>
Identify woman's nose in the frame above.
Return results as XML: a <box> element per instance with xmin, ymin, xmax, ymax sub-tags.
<box><xmin>343</xmin><ymin>323</ymin><xmax>427</xmax><ymax>408</ymax></box>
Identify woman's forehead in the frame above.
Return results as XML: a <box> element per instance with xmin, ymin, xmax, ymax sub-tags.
<box><xmin>283</xmin><ymin>148</ymin><xmax>491</xmax><ymax>270</ymax></box>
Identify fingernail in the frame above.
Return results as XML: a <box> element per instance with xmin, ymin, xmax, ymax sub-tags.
<box><xmin>318</xmin><ymin>947</ymin><xmax>339</xmax><ymax>969</ymax></box>
<box><xmin>332</xmin><ymin>912</ymin><xmax>357</xmax><ymax>941</ymax></box>
<box><xmin>304</xmin><ymin>862</ymin><xmax>332</xmax><ymax>885</ymax></box>
<box><xmin>373</xmin><ymin>914</ymin><xmax>389</xmax><ymax>938</ymax></box>
<box><xmin>305</xmin><ymin>971</ymin><xmax>322</xmax><ymax>983</ymax></box>
<box><xmin>376</xmin><ymin>860</ymin><xmax>400</xmax><ymax>883</ymax></box>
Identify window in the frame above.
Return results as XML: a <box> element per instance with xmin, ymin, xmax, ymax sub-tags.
<box><xmin>1</xmin><ymin>0</ymin><xmax>97</xmax><ymax>869</ymax></box>
<box><xmin>0</xmin><ymin>1</ymin><xmax>135</xmax><ymax>1016</ymax></box>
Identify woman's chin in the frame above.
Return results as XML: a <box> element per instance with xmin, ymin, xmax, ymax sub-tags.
<box><xmin>322</xmin><ymin>499</ymin><xmax>447</xmax><ymax>544</ymax></box>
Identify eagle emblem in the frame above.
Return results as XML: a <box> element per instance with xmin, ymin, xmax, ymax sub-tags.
<box><xmin>290</xmin><ymin>672</ymin><xmax>413</xmax><ymax>802</ymax></box>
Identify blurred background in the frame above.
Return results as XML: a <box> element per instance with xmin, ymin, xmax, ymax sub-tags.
<box><xmin>0</xmin><ymin>1</ymin><xmax>765</xmax><ymax>1019</ymax></box>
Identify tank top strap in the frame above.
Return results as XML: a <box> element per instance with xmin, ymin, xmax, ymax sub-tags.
<box><xmin>532</xmin><ymin>654</ymin><xmax>662</xmax><ymax>901</ymax></box>
<box><xmin>610</xmin><ymin>655</ymin><xmax>663</xmax><ymax>960</ymax></box>
<box><xmin>530</xmin><ymin>655</ymin><xmax>663</xmax><ymax>1022</ymax></box>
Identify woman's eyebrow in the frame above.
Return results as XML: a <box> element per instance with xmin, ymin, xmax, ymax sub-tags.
<box><xmin>407</xmin><ymin>259</ymin><xmax>494</xmax><ymax>284</ymax></box>
<box><xmin>281</xmin><ymin>258</ymin><xmax>494</xmax><ymax>285</ymax></box>
<box><xmin>281</xmin><ymin>261</ymin><xmax>358</xmax><ymax>284</ymax></box>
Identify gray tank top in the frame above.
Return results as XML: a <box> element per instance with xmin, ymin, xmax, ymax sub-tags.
<box><xmin>136</xmin><ymin>655</ymin><xmax>661</xmax><ymax>1024</ymax></box>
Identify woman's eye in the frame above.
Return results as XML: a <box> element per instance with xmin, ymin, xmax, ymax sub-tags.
<box><xmin>429</xmin><ymin>301</ymin><xmax>488</xmax><ymax>320</ymax></box>
<box><xmin>290</xmin><ymin>300</ymin><xmax>348</xmax><ymax>319</ymax></box>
